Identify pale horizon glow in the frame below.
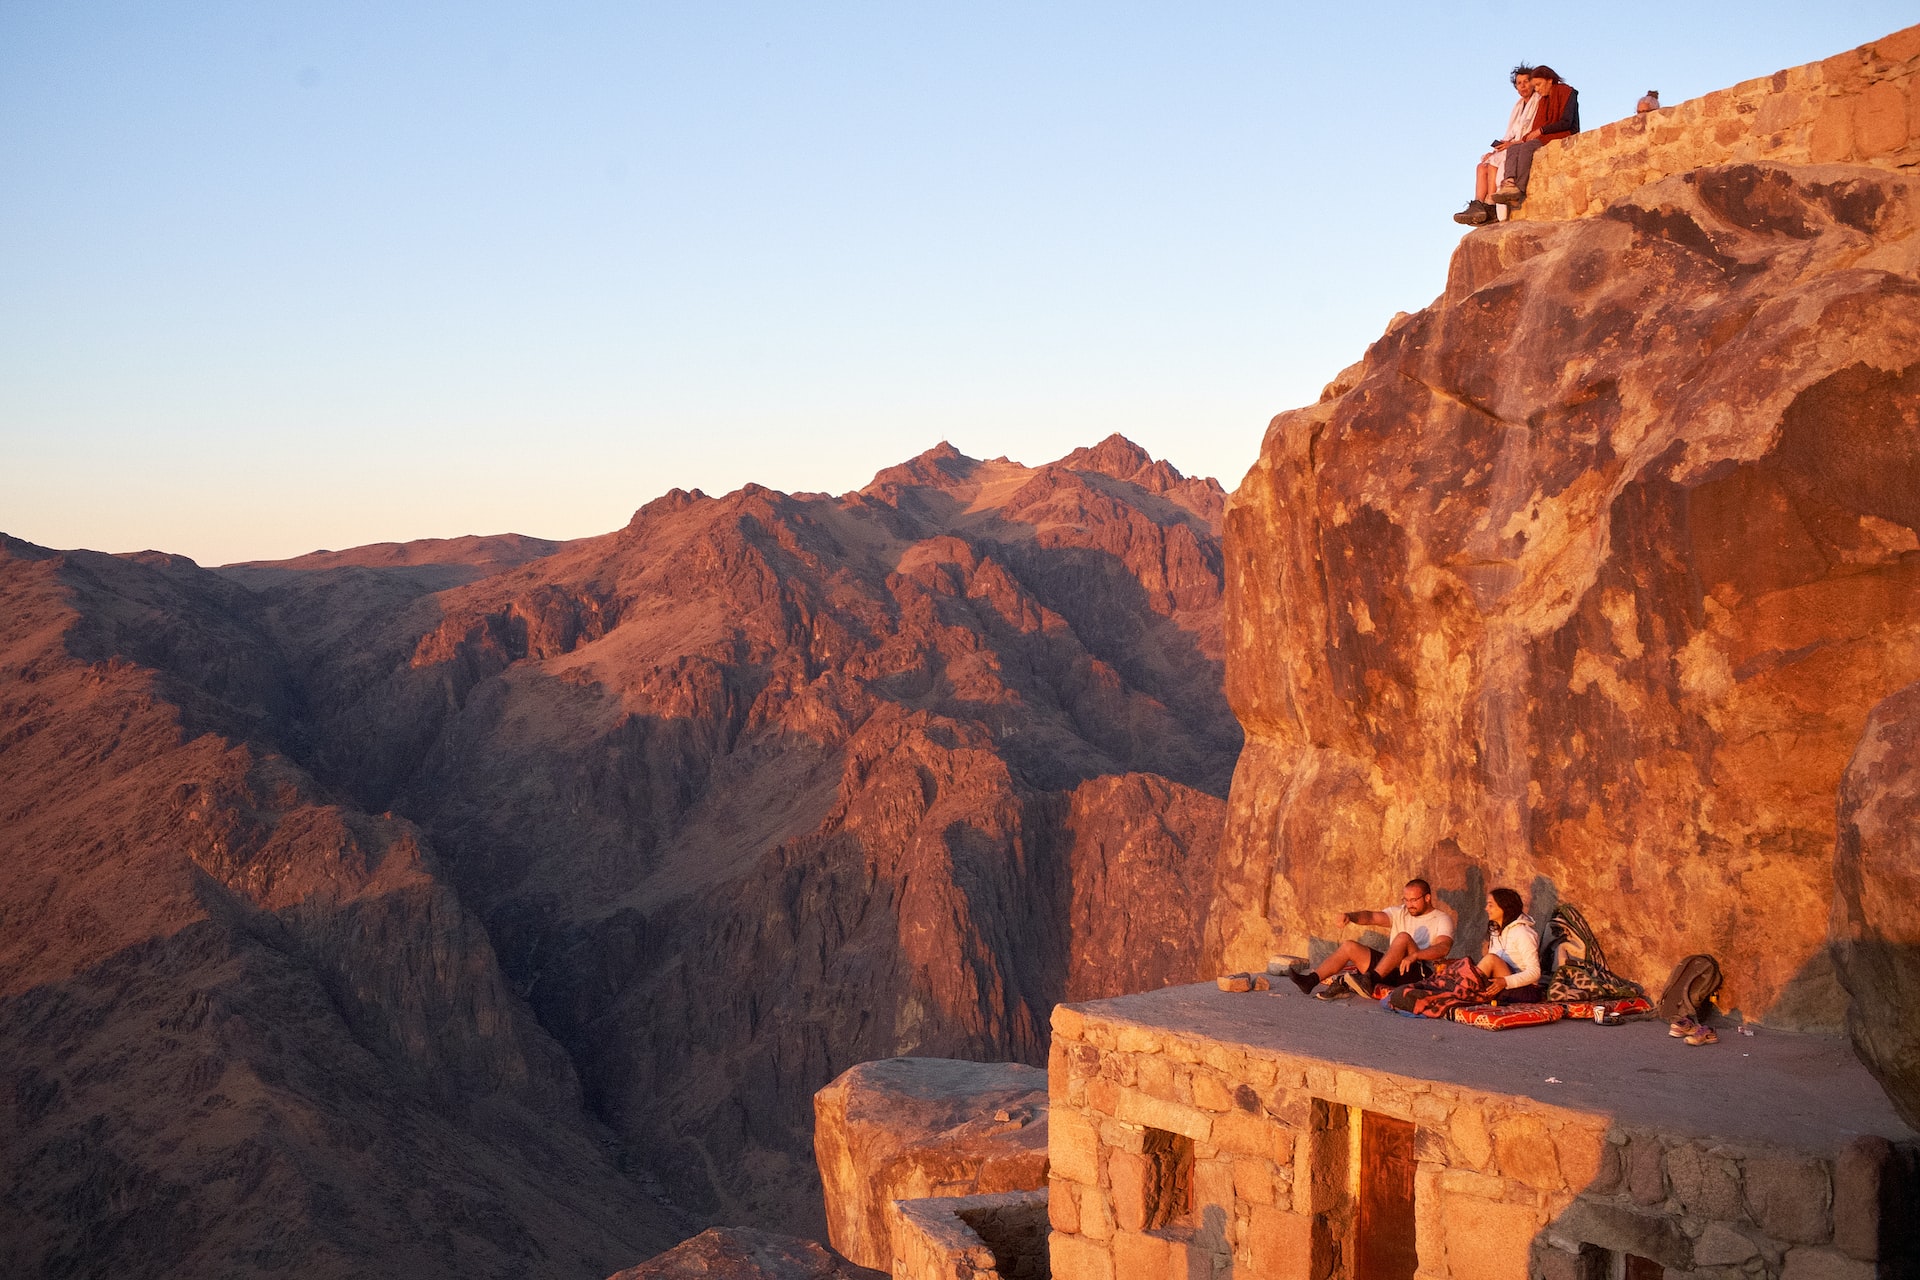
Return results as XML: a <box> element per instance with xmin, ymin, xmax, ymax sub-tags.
<box><xmin>3</xmin><ymin>3</ymin><xmax>1912</xmax><ymax>565</ymax></box>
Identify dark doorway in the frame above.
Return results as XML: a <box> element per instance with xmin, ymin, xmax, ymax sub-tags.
<box><xmin>1624</xmin><ymin>1256</ymin><xmax>1663</xmax><ymax>1280</ymax></box>
<box><xmin>1355</xmin><ymin>1111</ymin><xmax>1417</xmax><ymax>1280</ymax></box>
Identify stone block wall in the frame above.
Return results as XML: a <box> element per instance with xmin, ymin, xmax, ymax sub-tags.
<box><xmin>888</xmin><ymin>1190</ymin><xmax>1050</xmax><ymax>1280</ymax></box>
<box><xmin>1538</xmin><ymin>1129</ymin><xmax>1913</xmax><ymax>1280</ymax></box>
<box><xmin>1044</xmin><ymin>1006</ymin><xmax>1907</xmax><ymax>1280</ymax></box>
<box><xmin>1516</xmin><ymin>23</ymin><xmax>1920</xmax><ymax>221</ymax></box>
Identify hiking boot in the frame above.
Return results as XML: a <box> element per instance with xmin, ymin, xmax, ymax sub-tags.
<box><xmin>1289</xmin><ymin>971</ymin><xmax>1321</xmax><ymax>996</ymax></box>
<box><xmin>1343</xmin><ymin>970</ymin><xmax>1378</xmax><ymax>999</ymax></box>
<box><xmin>1685</xmin><ymin>1023</ymin><xmax>1719</xmax><ymax>1046</ymax></box>
<box><xmin>1452</xmin><ymin>201</ymin><xmax>1493</xmax><ymax>226</ymax></box>
<box><xmin>1668</xmin><ymin>1017</ymin><xmax>1698</xmax><ymax>1038</ymax></box>
<box><xmin>1490</xmin><ymin>181</ymin><xmax>1525</xmax><ymax>206</ymax></box>
<box><xmin>1314</xmin><ymin>982</ymin><xmax>1353</xmax><ymax>1000</ymax></box>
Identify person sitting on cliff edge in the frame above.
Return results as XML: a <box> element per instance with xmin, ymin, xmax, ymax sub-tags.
<box><xmin>1488</xmin><ymin>64</ymin><xmax>1580</xmax><ymax>208</ymax></box>
<box><xmin>1287</xmin><ymin>877</ymin><xmax>1457</xmax><ymax>999</ymax></box>
<box><xmin>1454</xmin><ymin>64</ymin><xmax>1538</xmax><ymax>227</ymax></box>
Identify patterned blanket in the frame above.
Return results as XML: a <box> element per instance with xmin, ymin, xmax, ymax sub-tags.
<box><xmin>1544</xmin><ymin>906</ymin><xmax>1649</xmax><ymax>1002</ymax></box>
<box><xmin>1383</xmin><ymin>959</ymin><xmax>1499</xmax><ymax>1019</ymax></box>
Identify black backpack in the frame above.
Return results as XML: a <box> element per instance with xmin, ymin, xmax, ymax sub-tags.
<box><xmin>1657</xmin><ymin>954</ymin><xmax>1722</xmax><ymax>1022</ymax></box>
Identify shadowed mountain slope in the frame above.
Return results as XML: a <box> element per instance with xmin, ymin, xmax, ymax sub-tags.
<box><xmin>0</xmin><ymin>433</ymin><xmax>1237</xmax><ymax>1265</ymax></box>
<box><xmin>0</xmin><ymin>536</ymin><xmax>684</xmax><ymax>1280</ymax></box>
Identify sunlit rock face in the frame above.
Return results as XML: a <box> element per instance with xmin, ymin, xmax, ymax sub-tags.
<box><xmin>1210</xmin><ymin>164</ymin><xmax>1920</xmax><ymax>1032</ymax></box>
<box><xmin>1834</xmin><ymin>680</ymin><xmax>1920</xmax><ymax>1129</ymax></box>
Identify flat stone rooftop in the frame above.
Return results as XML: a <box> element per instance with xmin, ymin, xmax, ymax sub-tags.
<box><xmin>1069</xmin><ymin>982</ymin><xmax>1914</xmax><ymax>1156</ymax></box>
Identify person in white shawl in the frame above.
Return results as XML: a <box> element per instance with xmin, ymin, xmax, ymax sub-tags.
<box><xmin>1454</xmin><ymin>66</ymin><xmax>1538</xmax><ymax>226</ymax></box>
<box><xmin>1476</xmin><ymin>886</ymin><xmax>1543</xmax><ymax>1002</ymax></box>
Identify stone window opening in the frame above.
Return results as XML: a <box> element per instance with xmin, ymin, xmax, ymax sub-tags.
<box><xmin>953</xmin><ymin>1197</ymin><xmax>1048</xmax><ymax>1279</ymax></box>
<box><xmin>1137</xmin><ymin>1126</ymin><xmax>1194</xmax><ymax>1231</ymax></box>
<box><xmin>1547</xmin><ymin>1245</ymin><xmax>1662</xmax><ymax>1280</ymax></box>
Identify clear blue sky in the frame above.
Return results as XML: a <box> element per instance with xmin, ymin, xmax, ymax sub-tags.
<box><xmin>3</xmin><ymin>2</ymin><xmax>1911</xmax><ymax>564</ymax></box>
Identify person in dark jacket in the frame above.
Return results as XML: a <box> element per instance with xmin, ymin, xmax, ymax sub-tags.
<box><xmin>1491</xmin><ymin>65</ymin><xmax>1579</xmax><ymax>205</ymax></box>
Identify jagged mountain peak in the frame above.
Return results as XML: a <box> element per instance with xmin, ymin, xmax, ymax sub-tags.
<box><xmin>1053</xmin><ymin>433</ymin><xmax>1159</xmax><ymax>481</ymax></box>
<box><xmin>860</xmin><ymin>440</ymin><xmax>983</xmax><ymax>497</ymax></box>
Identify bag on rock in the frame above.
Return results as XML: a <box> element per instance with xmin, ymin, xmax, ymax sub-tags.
<box><xmin>1657</xmin><ymin>954</ymin><xmax>1722</xmax><ymax>1022</ymax></box>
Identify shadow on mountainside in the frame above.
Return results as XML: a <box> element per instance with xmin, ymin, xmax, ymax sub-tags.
<box><xmin>0</xmin><ymin>879</ymin><xmax>686</xmax><ymax>1280</ymax></box>
<box><xmin>2</xmin><ymin>433</ymin><xmax>1240</xmax><ymax>1255</ymax></box>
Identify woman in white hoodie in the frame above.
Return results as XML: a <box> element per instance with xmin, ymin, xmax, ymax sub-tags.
<box><xmin>1477</xmin><ymin>887</ymin><xmax>1543</xmax><ymax>1002</ymax></box>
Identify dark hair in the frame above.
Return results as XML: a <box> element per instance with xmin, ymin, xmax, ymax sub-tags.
<box><xmin>1405</xmin><ymin>878</ymin><xmax>1432</xmax><ymax>895</ymax></box>
<box><xmin>1510</xmin><ymin>64</ymin><xmax>1534</xmax><ymax>82</ymax></box>
<box><xmin>1488</xmin><ymin>887</ymin><xmax>1526</xmax><ymax>930</ymax></box>
<box><xmin>1529</xmin><ymin>64</ymin><xmax>1561</xmax><ymax>83</ymax></box>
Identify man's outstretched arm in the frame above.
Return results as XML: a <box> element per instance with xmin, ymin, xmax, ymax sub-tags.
<box><xmin>1339</xmin><ymin>909</ymin><xmax>1391</xmax><ymax>928</ymax></box>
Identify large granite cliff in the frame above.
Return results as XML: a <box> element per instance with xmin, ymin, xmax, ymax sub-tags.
<box><xmin>1209</xmin><ymin>161</ymin><xmax>1920</xmax><ymax>1100</ymax></box>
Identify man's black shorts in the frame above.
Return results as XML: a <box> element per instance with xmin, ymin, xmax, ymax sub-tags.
<box><xmin>1361</xmin><ymin>948</ymin><xmax>1436</xmax><ymax>987</ymax></box>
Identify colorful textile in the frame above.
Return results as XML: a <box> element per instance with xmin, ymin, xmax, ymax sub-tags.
<box><xmin>1452</xmin><ymin>1002</ymin><xmax>1566</xmax><ymax>1031</ymax></box>
<box><xmin>1383</xmin><ymin>958</ymin><xmax>1499</xmax><ymax>1020</ymax></box>
<box><xmin>1560</xmin><ymin>996</ymin><xmax>1653</xmax><ymax>1020</ymax></box>
<box><xmin>1545</xmin><ymin>905</ymin><xmax>1650</xmax><ymax>1003</ymax></box>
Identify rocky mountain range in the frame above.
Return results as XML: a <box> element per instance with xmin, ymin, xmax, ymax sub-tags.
<box><xmin>0</xmin><ymin>434</ymin><xmax>1237</xmax><ymax>1276</ymax></box>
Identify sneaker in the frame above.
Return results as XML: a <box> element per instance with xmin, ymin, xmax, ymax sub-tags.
<box><xmin>1490</xmin><ymin>181</ymin><xmax>1525</xmax><ymax>206</ymax></box>
<box><xmin>1343</xmin><ymin>970</ymin><xmax>1378</xmax><ymax>999</ymax></box>
<box><xmin>1452</xmin><ymin>201</ymin><xmax>1492</xmax><ymax>226</ymax></box>
<box><xmin>1685</xmin><ymin>1024</ymin><xmax>1719</xmax><ymax>1046</ymax></box>
<box><xmin>1668</xmin><ymin>1017</ymin><xmax>1698</xmax><ymax>1038</ymax></box>
<box><xmin>1314</xmin><ymin>983</ymin><xmax>1353</xmax><ymax>1001</ymax></box>
<box><xmin>1289</xmin><ymin>971</ymin><xmax>1321</xmax><ymax>996</ymax></box>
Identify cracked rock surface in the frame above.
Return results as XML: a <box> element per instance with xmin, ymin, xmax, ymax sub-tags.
<box><xmin>1211</xmin><ymin>164</ymin><xmax>1920</xmax><ymax>1056</ymax></box>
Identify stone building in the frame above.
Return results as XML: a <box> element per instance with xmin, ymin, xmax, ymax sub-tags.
<box><xmin>1043</xmin><ymin>985</ymin><xmax>1914</xmax><ymax>1280</ymax></box>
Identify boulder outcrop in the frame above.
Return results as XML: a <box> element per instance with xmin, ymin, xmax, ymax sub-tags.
<box><xmin>1210</xmin><ymin>163</ymin><xmax>1920</xmax><ymax>1027</ymax></box>
<box><xmin>814</xmin><ymin>1058</ymin><xmax>1049</xmax><ymax>1271</ymax></box>
<box><xmin>609</xmin><ymin>1228</ymin><xmax>883</xmax><ymax>1279</ymax></box>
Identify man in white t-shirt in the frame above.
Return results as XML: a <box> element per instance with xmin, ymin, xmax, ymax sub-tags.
<box><xmin>1287</xmin><ymin>878</ymin><xmax>1457</xmax><ymax>1000</ymax></box>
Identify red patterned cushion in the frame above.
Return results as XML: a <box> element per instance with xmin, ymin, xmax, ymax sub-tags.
<box><xmin>1451</xmin><ymin>1002</ymin><xmax>1567</xmax><ymax>1031</ymax></box>
<box><xmin>1562</xmin><ymin>997</ymin><xmax>1654</xmax><ymax>1020</ymax></box>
